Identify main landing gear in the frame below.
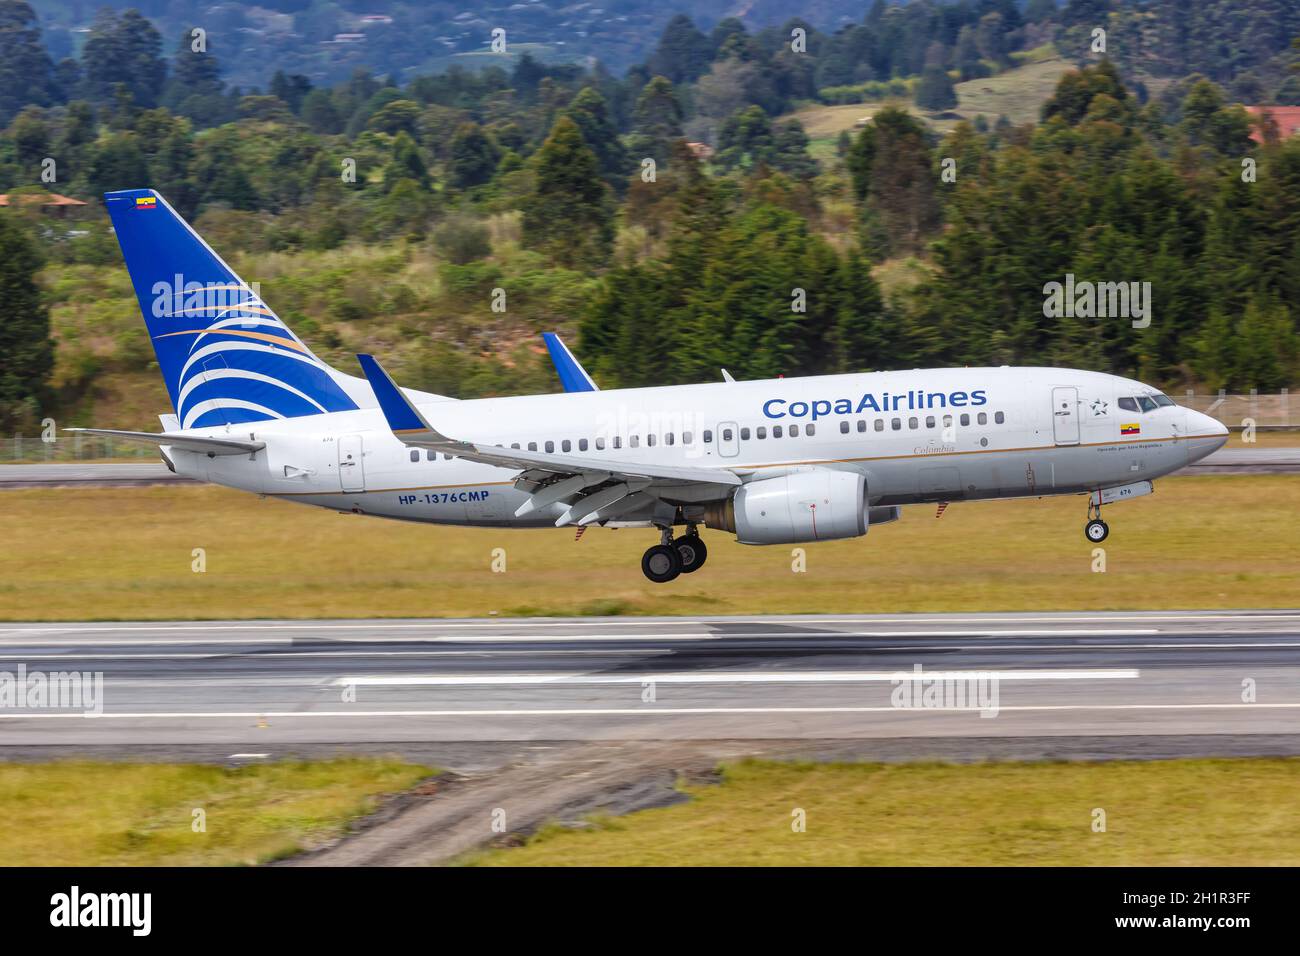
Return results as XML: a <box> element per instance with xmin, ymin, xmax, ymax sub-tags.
<box><xmin>1085</xmin><ymin>498</ymin><xmax>1109</xmax><ymax>543</ymax></box>
<box><xmin>641</xmin><ymin>525</ymin><xmax>708</xmax><ymax>583</ymax></box>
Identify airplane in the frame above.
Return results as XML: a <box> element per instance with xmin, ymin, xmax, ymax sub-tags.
<box><xmin>74</xmin><ymin>188</ymin><xmax>1230</xmax><ymax>583</ymax></box>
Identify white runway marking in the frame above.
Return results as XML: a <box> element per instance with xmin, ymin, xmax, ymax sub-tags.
<box><xmin>331</xmin><ymin>669</ymin><xmax>1140</xmax><ymax>687</ymax></box>
<box><xmin>2</xmin><ymin>702</ymin><xmax>1299</xmax><ymax>719</ymax></box>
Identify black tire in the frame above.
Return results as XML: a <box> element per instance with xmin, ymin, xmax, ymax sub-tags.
<box><xmin>1085</xmin><ymin>519</ymin><xmax>1109</xmax><ymax>543</ymax></box>
<box><xmin>675</xmin><ymin>535</ymin><xmax>708</xmax><ymax>574</ymax></box>
<box><xmin>641</xmin><ymin>544</ymin><xmax>683</xmax><ymax>583</ymax></box>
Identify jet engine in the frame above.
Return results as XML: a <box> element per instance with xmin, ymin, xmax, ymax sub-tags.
<box><xmin>702</xmin><ymin>470</ymin><xmax>869</xmax><ymax>545</ymax></box>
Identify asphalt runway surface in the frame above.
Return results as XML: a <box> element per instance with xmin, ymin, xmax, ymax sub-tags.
<box><xmin>2</xmin><ymin>612</ymin><xmax>1298</xmax><ymax>759</ymax></box>
<box><xmin>1</xmin><ymin>446</ymin><xmax>1298</xmax><ymax>488</ymax></box>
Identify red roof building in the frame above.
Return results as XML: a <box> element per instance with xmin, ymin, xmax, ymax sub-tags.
<box><xmin>1244</xmin><ymin>106</ymin><xmax>1300</xmax><ymax>143</ymax></box>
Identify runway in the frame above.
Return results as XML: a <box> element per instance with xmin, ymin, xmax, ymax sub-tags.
<box><xmin>3</xmin><ymin>611</ymin><xmax>1299</xmax><ymax>754</ymax></box>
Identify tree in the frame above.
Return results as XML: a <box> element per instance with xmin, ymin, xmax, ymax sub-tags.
<box><xmin>563</xmin><ymin>87</ymin><xmax>629</xmax><ymax>189</ymax></box>
<box><xmin>915</xmin><ymin>67</ymin><xmax>958</xmax><ymax>111</ymax></box>
<box><xmin>447</xmin><ymin>122</ymin><xmax>500</xmax><ymax>189</ymax></box>
<box><xmin>80</xmin><ymin>9</ymin><xmax>167</xmax><ymax>109</ymax></box>
<box><xmin>0</xmin><ymin>214</ymin><xmax>52</xmax><ymax>430</ymax></box>
<box><xmin>628</xmin><ymin>76</ymin><xmax>683</xmax><ymax>167</ymax></box>
<box><xmin>0</xmin><ymin>1</ymin><xmax>57</xmax><ymax>125</ymax></box>
<box><xmin>847</xmin><ymin>107</ymin><xmax>940</xmax><ymax>255</ymax></box>
<box><xmin>163</xmin><ymin>26</ymin><xmax>226</xmax><ymax>123</ymax></box>
<box><xmin>648</xmin><ymin>15</ymin><xmax>712</xmax><ymax>84</ymax></box>
<box><xmin>522</xmin><ymin>116</ymin><xmax>613</xmax><ymax>268</ymax></box>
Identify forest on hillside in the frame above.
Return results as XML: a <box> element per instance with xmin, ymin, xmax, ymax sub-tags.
<box><xmin>0</xmin><ymin>0</ymin><xmax>1298</xmax><ymax>431</ymax></box>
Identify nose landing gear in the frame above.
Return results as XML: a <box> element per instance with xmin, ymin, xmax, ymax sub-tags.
<box><xmin>1085</xmin><ymin>499</ymin><xmax>1109</xmax><ymax>543</ymax></box>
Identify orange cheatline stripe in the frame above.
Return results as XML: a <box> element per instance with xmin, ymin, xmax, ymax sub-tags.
<box><xmin>152</xmin><ymin>329</ymin><xmax>308</xmax><ymax>352</ymax></box>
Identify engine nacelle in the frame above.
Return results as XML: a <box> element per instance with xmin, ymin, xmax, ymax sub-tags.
<box><xmin>704</xmin><ymin>470</ymin><xmax>867</xmax><ymax>545</ymax></box>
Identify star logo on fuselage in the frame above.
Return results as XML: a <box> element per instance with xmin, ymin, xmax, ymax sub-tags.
<box><xmin>1090</xmin><ymin>399</ymin><xmax>1109</xmax><ymax>416</ymax></box>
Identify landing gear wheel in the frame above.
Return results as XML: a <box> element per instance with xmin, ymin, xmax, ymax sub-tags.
<box><xmin>1085</xmin><ymin>519</ymin><xmax>1109</xmax><ymax>543</ymax></box>
<box><xmin>675</xmin><ymin>534</ymin><xmax>708</xmax><ymax>574</ymax></box>
<box><xmin>642</xmin><ymin>544</ymin><xmax>683</xmax><ymax>583</ymax></box>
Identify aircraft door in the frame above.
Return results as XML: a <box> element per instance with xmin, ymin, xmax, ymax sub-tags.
<box><xmin>1051</xmin><ymin>387</ymin><xmax>1080</xmax><ymax>445</ymax></box>
<box><xmin>338</xmin><ymin>434</ymin><xmax>365</xmax><ymax>492</ymax></box>
<box><xmin>717</xmin><ymin>422</ymin><xmax>740</xmax><ymax>457</ymax></box>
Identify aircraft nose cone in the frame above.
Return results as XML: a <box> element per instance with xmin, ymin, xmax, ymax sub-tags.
<box><xmin>1183</xmin><ymin>409</ymin><xmax>1228</xmax><ymax>465</ymax></box>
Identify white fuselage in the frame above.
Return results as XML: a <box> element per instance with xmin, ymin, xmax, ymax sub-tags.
<box><xmin>165</xmin><ymin>366</ymin><xmax>1227</xmax><ymax>531</ymax></box>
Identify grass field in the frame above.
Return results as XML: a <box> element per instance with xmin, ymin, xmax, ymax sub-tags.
<box><xmin>468</xmin><ymin>757</ymin><xmax>1300</xmax><ymax>866</ymax></box>
<box><xmin>1</xmin><ymin>474</ymin><xmax>1296</xmax><ymax>620</ymax></box>
<box><xmin>0</xmin><ymin>758</ymin><xmax>432</xmax><ymax>866</ymax></box>
<box><xmin>789</xmin><ymin>56</ymin><xmax>1074</xmax><ymax>154</ymax></box>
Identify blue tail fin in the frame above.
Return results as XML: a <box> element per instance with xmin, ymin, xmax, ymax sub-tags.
<box><xmin>541</xmin><ymin>332</ymin><xmax>598</xmax><ymax>392</ymax></box>
<box><xmin>105</xmin><ymin>188</ymin><xmax>359</xmax><ymax>429</ymax></box>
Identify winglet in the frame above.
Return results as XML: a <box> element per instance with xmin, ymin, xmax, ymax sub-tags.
<box><xmin>356</xmin><ymin>353</ymin><xmax>463</xmax><ymax>446</ymax></box>
<box><xmin>542</xmin><ymin>333</ymin><xmax>598</xmax><ymax>392</ymax></box>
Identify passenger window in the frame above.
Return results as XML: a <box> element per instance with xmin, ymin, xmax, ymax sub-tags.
<box><xmin>891</xmin><ymin>418</ymin><xmax>901</xmax><ymax>430</ymax></box>
<box><xmin>977</xmin><ymin>412</ymin><xmax>987</xmax><ymax>425</ymax></box>
<box><xmin>790</xmin><ymin>424</ymin><xmax>800</xmax><ymax>437</ymax></box>
<box><xmin>683</xmin><ymin>431</ymin><xmax>693</xmax><ymax>444</ymax></box>
<box><xmin>942</xmin><ymin>415</ymin><xmax>953</xmax><ymax>429</ymax></box>
<box><xmin>647</xmin><ymin>434</ymin><xmax>656</xmax><ymax>447</ymax></box>
<box><xmin>875</xmin><ymin>420</ymin><xmax>884</xmax><ymax>432</ymax></box>
<box><xmin>528</xmin><ymin>441</ymin><xmax>538</xmax><ymax>451</ymax></box>
<box><xmin>908</xmin><ymin>417</ymin><xmax>918</xmax><ymax>429</ymax></box>
<box><xmin>960</xmin><ymin>414</ymin><xmax>970</xmax><ymax>427</ymax></box>
<box><xmin>665</xmin><ymin>433</ymin><xmax>674</xmax><ymax>445</ymax></box>
<box><xmin>756</xmin><ymin>427</ymin><xmax>767</xmax><ymax>439</ymax></box>
<box><xmin>595</xmin><ymin>438</ymin><xmax>605</xmax><ymax>450</ymax></box>
<box><xmin>613</xmin><ymin>436</ymin><xmax>622</xmax><ymax>449</ymax></box>
<box><xmin>562</xmin><ymin>439</ymin><xmax>572</xmax><ymax>452</ymax></box>
<box><xmin>579</xmin><ymin>438</ymin><xmax>588</xmax><ymax>451</ymax></box>
<box><xmin>773</xmin><ymin>425</ymin><xmax>783</xmax><ymax>438</ymax></box>
<box><xmin>427</xmin><ymin>449</ymin><xmax>436</xmax><ymax>460</ymax></box>
<box><xmin>443</xmin><ymin>454</ymin><xmax>453</xmax><ymax>461</ymax></box>
<box><xmin>630</xmin><ymin>435</ymin><xmax>640</xmax><ymax>448</ymax></box>
<box><xmin>994</xmin><ymin>411</ymin><xmax>1005</xmax><ymax>424</ymax></box>
<box><xmin>1118</xmin><ymin>397</ymin><xmax>1138</xmax><ymax>412</ymax></box>
<box><xmin>740</xmin><ymin>427</ymin><xmax>750</xmax><ymax>440</ymax></box>
<box><xmin>806</xmin><ymin>424</ymin><xmax>815</xmax><ymax>436</ymax></box>
<box><xmin>925</xmin><ymin>416</ymin><xmax>935</xmax><ymax>428</ymax></box>
<box><xmin>545</xmin><ymin>441</ymin><xmax>555</xmax><ymax>453</ymax></box>
<box><xmin>840</xmin><ymin>421</ymin><xmax>850</xmax><ymax>434</ymax></box>
<box><xmin>510</xmin><ymin>443</ymin><xmax>520</xmax><ymax>450</ymax></box>
<box><xmin>722</xmin><ymin>429</ymin><xmax>733</xmax><ymax>441</ymax></box>
<box><xmin>703</xmin><ymin>430</ymin><xmax>712</xmax><ymax>443</ymax></box>
<box><xmin>858</xmin><ymin>420</ymin><xmax>867</xmax><ymax>433</ymax></box>
<box><xmin>410</xmin><ymin>450</ymin><xmax>419</xmax><ymax>462</ymax></box>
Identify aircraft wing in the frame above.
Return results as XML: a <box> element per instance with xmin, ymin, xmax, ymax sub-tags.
<box><xmin>356</xmin><ymin>354</ymin><xmax>740</xmax><ymax>525</ymax></box>
<box><xmin>65</xmin><ymin>428</ymin><xmax>265</xmax><ymax>456</ymax></box>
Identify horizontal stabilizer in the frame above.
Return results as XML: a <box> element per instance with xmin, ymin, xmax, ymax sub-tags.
<box><xmin>65</xmin><ymin>428</ymin><xmax>265</xmax><ymax>456</ymax></box>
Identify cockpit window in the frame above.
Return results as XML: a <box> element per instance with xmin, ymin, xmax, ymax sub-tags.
<box><xmin>1118</xmin><ymin>397</ymin><xmax>1138</xmax><ymax>412</ymax></box>
<box><xmin>1137</xmin><ymin>396</ymin><xmax>1158</xmax><ymax>413</ymax></box>
<box><xmin>1152</xmin><ymin>393</ymin><xmax>1175</xmax><ymax>407</ymax></box>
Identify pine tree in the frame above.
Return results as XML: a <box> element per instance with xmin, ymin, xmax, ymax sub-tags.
<box><xmin>0</xmin><ymin>214</ymin><xmax>52</xmax><ymax>430</ymax></box>
<box><xmin>0</xmin><ymin>1</ymin><xmax>57</xmax><ymax>125</ymax></box>
<box><xmin>521</xmin><ymin>116</ymin><xmax>613</xmax><ymax>268</ymax></box>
